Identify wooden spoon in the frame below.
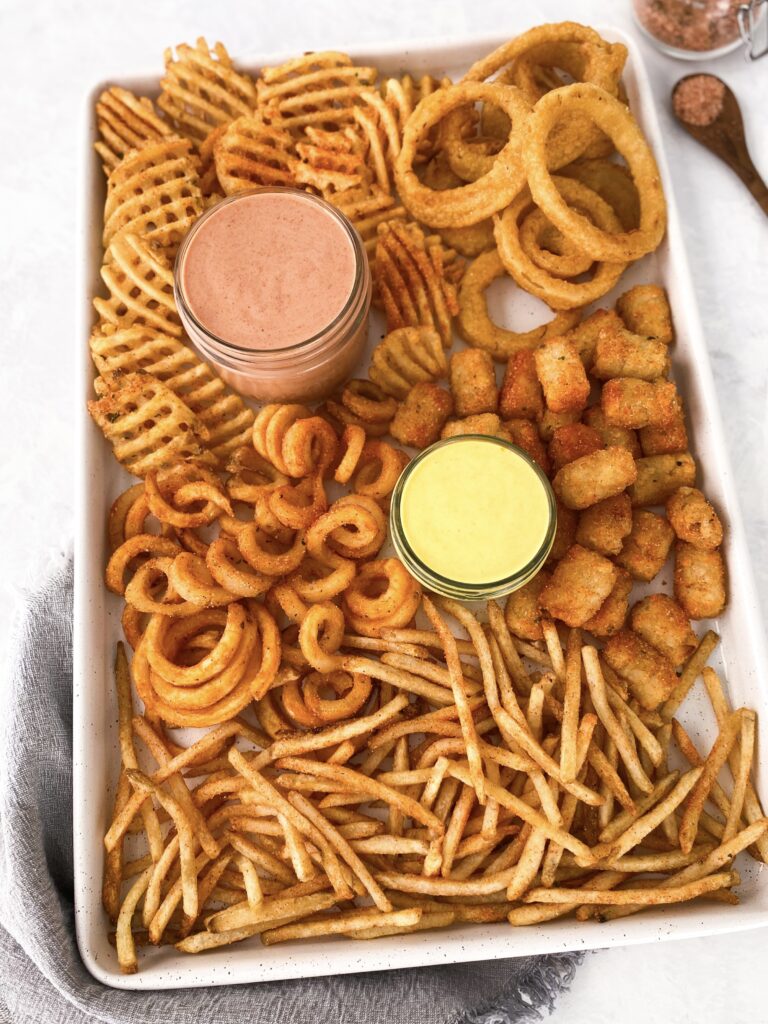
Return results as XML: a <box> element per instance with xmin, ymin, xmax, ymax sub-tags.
<box><xmin>672</xmin><ymin>74</ymin><xmax>768</xmax><ymax>216</ymax></box>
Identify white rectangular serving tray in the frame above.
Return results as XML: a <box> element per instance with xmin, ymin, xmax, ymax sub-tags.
<box><xmin>74</xmin><ymin>27</ymin><xmax>768</xmax><ymax>990</ymax></box>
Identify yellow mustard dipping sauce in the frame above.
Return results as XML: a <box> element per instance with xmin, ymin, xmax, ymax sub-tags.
<box><xmin>399</xmin><ymin>438</ymin><xmax>552</xmax><ymax>585</ymax></box>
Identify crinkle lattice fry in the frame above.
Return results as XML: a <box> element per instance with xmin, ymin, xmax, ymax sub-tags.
<box><xmin>159</xmin><ymin>37</ymin><xmax>257</xmax><ymax>145</ymax></box>
<box><xmin>379</xmin><ymin>72</ymin><xmax>451</xmax><ymax>164</ymax></box>
<box><xmin>103</xmin><ymin>138</ymin><xmax>204</xmax><ymax>257</ymax></box>
<box><xmin>87</xmin><ymin>370</ymin><xmax>216</xmax><ymax>477</ymax></box>
<box><xmin>369</xmin><ymin>326</ymin><xmax>448</xmax><ymax>399</ymax></box>
<box><xmin>90</xmin><ymin>325</ymin><xmax>255</xmax><ymax>463</ymax></box>
<box><xmin>256</xmin><ymin>51</ymin><xmax>378</xmax><ymax>132</ymax></box>
<box><xmin>327</xmin><ymin>187</ymin><xmax>406</xmax><ymax>260</ymax></box>
<box><xmin>95</xmin><ymin>86</ymin><xmax>174</xmax><ymax>175</ymax></box>
<box><xmin>214</xmin><ymin>115</ymin><xmax>298</xmax><ymax>194</ymax></box>
<box><xmin>295</xmin><ymin>124</ymin><xmax>373</xmax><ymax>193</ymax></box>
<box><xmin>374</xmin><ymin>221</ymin><xmax>462</xmax><ymax>346</ymax></box>
<box><xmin>93</xmin><ymin>233</ymin><xmax>182</xmax><ymax>337</ymax></box>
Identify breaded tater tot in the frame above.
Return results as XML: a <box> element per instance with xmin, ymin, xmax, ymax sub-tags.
<box><xmin>547</xmin><ymin>499</ymin><xmax>578</xmax><ymax>564</ymax></box>
<box><xmin>534</xmin><ymin>338</ymin><xmax>591</xmax><ymax>414</ymax></box>
<box><xmin>441</xmin><ymin>412</ymin><xmax>505</xmax><ymax>440</ymax></box>
<box><xmin>575</xmin><ymin>493</ymin><xmax>633</xmax><ymax>556</ymax></box>
<box><xmin>504</xmin><ymin>569</ymin><xmax>551</xmax><ymax>640</ymax></box>
<box><xmin>639</xmin><ymin>403</ymin><xmax>688</xmax><ymax>456</ymax></box>
<box><xmin>616</xmin><ymin>284</ymin><xmax>673</xmax><ymax>344</ymax></box>
<box><xmin>563</xmin><ymin>308</ymin><xmax>622</xmax><ymax>370</ymax></box>
<box><xmin>449</xmin><ymin>348</ymin><xmax>498</xmax><ymax>417</ymax></box>
<box><xmin>601</xmin><ymin>378</ymin><xmax>680</xmax><ymax>430</ymax></box>
<box><xmin>630</xmin><ymin>594</ymin><xmax>697</xmax><ymax>667</ymax></box>
<box><xmin>592</xmin><ymin>323</ymin><xmax>669</xmax><ymax>381</ymax></box>
<box><xmin>674</xmin><ymin>541</ymin><xmax>727</xmax><ymax>619</ymax></box>
<box><xmin>504</xmin><ymin>418</ymin><xmax>550</xmax><ymax>475</ymax></box>
<box><xmin>390</xmin><ymin>383</ymin><xmax>453</xmax><ymax>448</ymax></box>
<box><xmin>629</xmin><ymin>452</ymin><xmax>697</xmax><ymax>506</ymax></box>
<box><xmin>584</xmin><ymin>568</ymin><xmax>633</xmax><ymax>637</ymax></box>
<box><xmin>499</xmin><ymin>350</ymin><xmax>544</xmax><ymax>420</ymax></box>
<box><xmin>539</xmin><ymin>544</ymin><xmax>618</xmax><ymax>627</ymax></box>
<box><xmin>548</xmin><ymin>423</ymin><xmax>603</xmax><ymax>473</ymax></box>
<box><xmin>536</xmin><ymin>407</ymin><xmax>579</xmax><ymax>442</ymax></box>
<box><xmin>666</xmin><ymin>486</ymin><xmax>723</xmax><ymax>551</ymax></box>
<box><xmin>553</xmin><ymin>446</ymin><xmax>637</xmax><ymax>510</ymax></box>
<box><xmin>603</xmin><ymin>629</ymin><xmax>679</xmax><ymax>710</ymax></box>
<box><xmin>582</xmin><ymin>405</ymin><xmax>641</xmax><ymax>458</ymax></box>
<box><xmin>615</xmin><ymin>509</ymin><xmax>675</xmax><ymax>581</ymax></box>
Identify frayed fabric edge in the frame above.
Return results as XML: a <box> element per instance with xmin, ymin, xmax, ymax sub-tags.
<box><xmin>448</xmin><ymin>952</ymin><xmax>584</xmax><ymax>1024</ymax></box>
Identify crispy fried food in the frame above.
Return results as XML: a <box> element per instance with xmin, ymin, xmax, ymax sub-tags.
<box><xmin>103</xmin><ymin>138</ymin><xmax>203</xmax><ymax>257</ymax></box>
<box><xmin>534</xmin><ymin>338</ymin><xmax>590</xmax><ymax>414</ymax></box>
<box><xmin>374</xmin><ymin>220</ymin><xmax>461</xmax><ymax>347</ymax></box>
<box><xmin>449</xmin><ymin>349</ymin><xmax>498</xmax><ymax>416</ymax></box>
<box><xmin>94</xmin><ymin>232</ymin><xmax>182</xmax><ymax>337</ymax></box>
<box><xmin>457</xmin><ymin>250</ymin><xmax>581</xmax><ymax>360</ymax></box>
<box><xmin>592</xmin><ymin>321</ymin><xmax>669</xmax><ymax>381</ymax></box>
<box><xmin>601</xmin><ymin>378</ymin><xmax>680</xmax><ymax>431</ymax></box>
<box><xmin>552</xmin><ymin>446</ymin><xmax>637</xmax><ymax>510</ymax></box>
<box><xmin>256</xmin><ymin>52</ymin><xmax>377</xmax><ymax>132</ymax></box>
<box><xmin>159</xmin><ymin>38</ymin><xmax>257</xmax><ymax>144</ymax></box>
<box><xmin>575</xmin><ymin>493</ymin><xmax>632</xmax><ymax>556</ymax></box>
<box><xmin>559</xmin><ymin>158</ymin><xmax>641</xmax><ymax>231</ymax></box>
<box><xmin>617</xmin><ymin>284</ymin><xmax>673</xmax><ymax>344</ymax></box>
<box><xmin>666</xmin><ymin>487</ymin><xmax>723</xmax><ymax>551</ymax></box>
<box><xmin>639</xmin><ymin>403</ymin><xmax>688</xmax><ymax>456</ymax></box>
<box><xmin>562</xmin><ymin>308</ymin><xmax>622</xmax><ymax>370</ymax></box>
<box><xmin>499</xmin><ymin>350</ymin><xmax>544</xmax><ymax>420</ymax></box>
<box><xmin>390</xmin><ymin>383</ymin><xmax>453</xmax><ymax>448</ymax></box>
<box><xmin>328</xmin><ymin>186</ymin><xmax>407</xmax><ymax>260</ymax></box>
<box><xmin>88</xmin><ymin>371</ymin><xmax>215</xmax><ymax>476</ymax></box>
<box><xmin>615</xmin><ymin>509</ymin><xmax>675</xmax><ymax>582</ymax></box>
<box><xmin>539</xmin><ymin>544</ymin><xmax>618</xmax><ymax>627</ymax></box>
<box><xmin>674</xmin><ymin>542</ymin><xmax>727</xmax><ymax>620</ymax></box>
<box><xmin>368</xmin><ymin>327</ymin><xmax>447</xmax><ymax>399</ymax></box>
<box><xmin>89</xmin><ymin>325</ymin><xmax>254</xmax><ymax>463</ymax></box>
<box><xmin>547</xmin><ymin>498</ymin><xmax>578</xmax><ymax>562</ymax></box>
<box><xmin>441</xmin><ymin>413</ymin><xmax>508</xmax><ymax>441</ymax></box>
<box><xmin>583</xmin><ymin>404</ymin><xmax>641</xmax><ymax>457</ymax></box>
<box><xmin>95</xmin><ymin>86</ymin><xmax>174</xmax><ymax>174</ymax></box>
<box><xmin>294</xmin><ymin>122</ymin><xmax>372</xmax><ymax>192</ymax></box>
<box><xmin>504</xmin><ymin>419</ymin><xmax>551</xmax><ymax>474</ymax></box>
<box><xmin>548</xmin><ymin>423</ymin><xmax>603</xmax><ymax>473</ymax></box>
<box><xmin>630</xmin><ymin>452</ymin><xmax>697</xmax><ymax>506</ymax></box>
<box><xmin>630</xmin><ymin>594</ymin><xmax>697</xmax><ymax>668</ymax></box>
<box><xmin>583</xmin><ymin>567</ymin><xmax>632</xmax><ymax>637</ymax></box>
<box><xmin>603</xmin><ymin>629</ymin><xmax>679</xmax><ymax>710</ymax></box>
<box><xmin>213</xmin><ymin>115</ymin><xmax>298</xmax><ymax>193</ymax></box>
<box><xmin>504</xmin><ymin>569</ymin><xmax>551</xmax><ymax>640</ymax></box>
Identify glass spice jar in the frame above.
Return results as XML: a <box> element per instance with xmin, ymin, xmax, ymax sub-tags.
<box><xmin>632</xmin><ymin>0</ymin><xmax>767</xmax><ymax>59</ymax></box>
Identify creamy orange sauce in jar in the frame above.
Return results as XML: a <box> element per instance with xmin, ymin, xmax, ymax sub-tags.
<box><xmin>175</xmin><ymin>188</ymin><xmax>371</xmax><ymax>403</ymax></box>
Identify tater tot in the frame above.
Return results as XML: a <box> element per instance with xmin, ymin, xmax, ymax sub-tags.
<box><xmin>499</xmin><ymin>350</ymin><xmax>544</xmax><ymax>420</ymax></box>
<box><xmin>616</xmin><ymin>284</ymin><xmax>673</xmax><ymax>344</ymax></box>
<box><xmin>615</xmin><ymin>509</ymin><xmax>675</xmax><ymax>581</ymax></box>
<box><xmin>546</xmin><ymin>499</ymin><xmax>578</xmax><ymax>564</ymax></box>
<box><xmin>630</xmin><ymin>594</ymin><xmax>697</xmax><ymax>667</ymax></box>
<box><xmin>603</xmin><ymin>629</ymin><xmax>679</xmax><ymax>710</ymax></box>
<box><xmin>629</xmin><ymin>452</ymin><xmax>697</xmax><ymax>506</ymax></box>
<box><xmin>592</xmin><ymin>323</ymin><xmax>669</xmax><ymax>381</ymax></box>
<box><xmin>449</xmin><ymin>348</ymin><xmax>498</xmax><ymax>417</ymax></box>
<box><xmin>548</xmin><ymin>423</ymin><xmax>604</xmax><ymax>473</ymax></box>
<box><xmin>504</xmin><ymin>418</ymin><xmax>550</xmax><ymax>475</ymax></box>
<box><xmin>534</xmin><ymin>338</ymin><xmax>591</xmax><ymax>414</ymax></box>
<box><xmin>552</xmin><ymin>446</ymin><xmax>637</xmax><ymax>511</ymax></box>
<box><xmin>584</xmin><ymin>568</ymin><xmax>632</xmax><ymax>637</ymax></box>
<box><xmin>639</xmin><ymin>403</ymin><xmax>688</xmax><ymax>456</ymax></box>
<box><xmin>601</xmin><ymin>378</ymin><xmax>680</xmax><ymax>430</ymax></box>
<box><xmin>674</xmin><ymin>541</ymin><xmax>727</xmax><ymax>620</ymax></box>
<box><xmin>564</xmin><ymin>308</ymin><xmax>623</xmax><ymax>370</ymax></box>
<box><xmin>582</xmin><ymin>405</ymin><xmax>641</xmax><ymax>457</ymax></box>
<box><xmin>441</xmin><ymin>412</ymin><xmax>504</xmax><ymax>440</ymax></box>
<box><xmin>539</xmin><ymin>544</ymin><xmax>618</xmax><ymax>627</ymax></box>
<box><xmin>504</xmin><ymin>569</ymin><xmax>551</xmax><ymax>640</ymax></box>
<box><xmin>666</xmin><ymin>486</ymin><xmax>723</xmax><ymax>551</ymax></box>
<box><xmin>575</xmin><ymin>493</ymin><xmax>633</xmax><ymax>556</ymax></box>
<box><xmin>537</xmin><ymin>407</ymin><xmax>580</xmax><ymax>442</ymax></box>
<box><xmin>390</xmin><ymin>383</ymin><xmax>453</xmax><ymax>448</ymax></box>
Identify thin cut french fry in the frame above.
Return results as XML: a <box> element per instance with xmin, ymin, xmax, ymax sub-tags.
<box><xmin>661</xmin><ymin>630</ymin><xmax>719</xmax><ymax>720</ymax></box>
<box><xmin>724</xmin><ymin>710</ymin><xmax>756</xmax><ymax>843</ymax></box>
<box><xmin>525</xmin><ymin>871</ymin><xmax>738</xmax><ymax>906</ymax></box>
<box><xmin>678</xmin><ymin>710</ymin><xmax>743</xmax><ymax>853</ymax></box>
<box><xmin>560</xmin><ymin>628</ymin><xmax>581</xmax><ymax>783</ymax></box>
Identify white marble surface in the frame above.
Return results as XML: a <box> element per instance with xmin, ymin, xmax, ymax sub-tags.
<box><xmin>1</xmin><ymin>0</ymin><xmax>767</xmax><ymax>1019</ymax></box>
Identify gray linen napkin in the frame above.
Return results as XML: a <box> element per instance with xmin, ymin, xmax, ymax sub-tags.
<box><xmin>0</xmin><ymin>555</ymin><xmax>582</xmax><ymax>1024</ymax></box>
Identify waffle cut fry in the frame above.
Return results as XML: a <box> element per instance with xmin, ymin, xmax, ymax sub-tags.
<box><xmin>380</xmin><ymin>73</ymin><xmax>452</xmax><ymax>165</ymax></box>
<box><xmin>89</xmin><ymin>325</ymin><xmax>255</xmax><ymax>463</ymax></box>
<box><xmin>159</xmin><ymin>38</ymin><xmax>257</xmax><ymax>145</ymax></box>
<box><xmin>374</xmin><ymin>221</ymin><xmax>462</xmax><ymax>347</ymax></box>
<box><xmin>368</xmin><ymin>326</ymin><xmax>448</xmax><ymax>399</ymax></box>
<box><xmin>103</xmin><ymin>138</ymin><xmax>204</xmax><ymax>258</ymax></box>
<box><xmin>214</xmin><ymin>115</ymin><xmax>298</xmax><ymax>194</ymax></box>
<box><xmin>327</xmin><ymin>187</ymin><xmax>406</xmax><ymax>262</ymax></box>
<box><xmin>295</xmin><ymin>124</ymin><xmax>373</xmax><ymax>194</ymax></box>
<box><xmin>88</xmin><ymin>371</ymin><xmax>216</xmax><ymax>477</ymax></box>
<box><xmin>94</xmin><ymin>233</ymin><xmax>182</xmax><ymax>337</ymax></box>
<box><xmin>95</xmin><ymin>86</ymin><xmax>174</xmax><ymax>175</ymax></box>
<box><xmin>256</xmin><ymin>51</ymin><xmax>377</xmax><ymax>133</ymax></box>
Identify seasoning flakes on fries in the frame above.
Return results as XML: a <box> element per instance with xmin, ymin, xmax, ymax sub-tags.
<box><xmin>86</xmin><ymin>22</ymin><xmax>764</xmax><ymax>976</ymax></box>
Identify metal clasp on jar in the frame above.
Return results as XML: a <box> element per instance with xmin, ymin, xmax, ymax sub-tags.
<box><xmin>738</xmin><ymin>0</ymin><xmax>768</xmax><ymax>58</ymax></box>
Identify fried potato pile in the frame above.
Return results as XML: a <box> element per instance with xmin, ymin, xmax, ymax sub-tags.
<box><xmin>86</xmin><ymin>24</ymin><xmax>762</xmax><ymax>974</ymax></box>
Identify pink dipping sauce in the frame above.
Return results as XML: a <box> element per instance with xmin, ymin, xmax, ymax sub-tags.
<box><xmin>181</xmin><ymin>191</ymin><xmax>356</xmax><ymax>349</ymax></box>
<box><xmin>175</xmin><ymin>188</ymin><xmax>371</xmax><ymax>403</ymax></box>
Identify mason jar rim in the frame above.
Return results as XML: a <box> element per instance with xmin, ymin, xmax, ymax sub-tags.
<box><xmin>174</xmin><ymin>186</ymin><xmax>368</xmax><ymax>359</ymax></box>
<box><xmin>390</xmin><ymin>434</ymin><xmax>557</xmax><ymax>601</ymax></box>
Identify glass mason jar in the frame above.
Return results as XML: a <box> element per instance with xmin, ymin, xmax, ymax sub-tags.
<box><xmin>174</xmin><ymin>188</ymin><xmax>371</xmax><ymax>404</ymax></box>
<box><xmin>389</xmin><ymin>435</ymin><xmax>557</xmax><ymax>602</ymax></box>
<box><xmin>632</xmin><ymin>0</ymin><xmax>767</xmax><ymax>59</ymax></box>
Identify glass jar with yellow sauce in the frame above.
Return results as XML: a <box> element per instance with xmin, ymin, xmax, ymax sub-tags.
<box><xmin>390</xmin><ymin>435</ymin><xmax>557</xmax><ymax>602</ymax></box>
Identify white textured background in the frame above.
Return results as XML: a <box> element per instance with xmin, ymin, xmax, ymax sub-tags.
<box><xmin>1</xmin><ymin>0</ymin><xmax>767</xmax><ymax>1019</ymax></box>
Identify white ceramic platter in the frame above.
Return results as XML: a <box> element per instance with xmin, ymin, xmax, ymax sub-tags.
<box><xmin>74</xmin><ymin>27</ymin><xmax>768</xmax><ymax>989</ymax></box>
